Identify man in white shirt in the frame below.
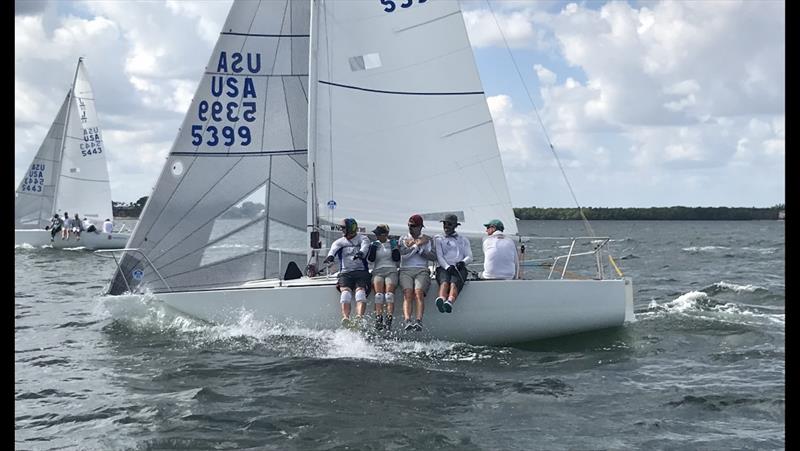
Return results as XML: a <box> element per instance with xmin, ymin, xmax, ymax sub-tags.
<box><xmin>480</xmin><ymin>219</ymin><xmax>519</xmax><ymax>280</ymax></box>
<box><xmin>398</xmin><ymin>214</ymin><xmax>437</xmax><ymax>331</ymax></box>
<box><xmin>102</xmin><ymin>218</ymin><xmax>114</xmax><ymax>239</ymax></box>
<box><xmin>433</xmin><ymin>214</ymin><xmax>473</xmax><ymax>313</ymax></box>
<box><xmin>323</xmin><ymin>218</ymin><xmax>370</xmax><ymax>326</ymax></box>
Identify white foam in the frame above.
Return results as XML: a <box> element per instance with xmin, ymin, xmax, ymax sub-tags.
<box><xmin>93</xmin><ymin>295</ymin><xmax>465</xmax><ymax>363</ymax></box>
<box><xmin>682</xmin><ymin>246</ymin><xmax>730</xmax><ymax>252</ymax></box>
<box><xmin>14</xmin><ymin>243</ymin><xmax>35</xmax><ymax>249</ymax></box>
<box><xmin>714</xmin><ymin>281</ymin><xmax>765</xmax><ymax>293</ymax></box>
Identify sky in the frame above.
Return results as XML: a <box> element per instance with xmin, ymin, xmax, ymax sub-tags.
<box><xmin>14</xmin><ymin>0</ymin><xmax>785</xmax><ymax>208</ymax></box>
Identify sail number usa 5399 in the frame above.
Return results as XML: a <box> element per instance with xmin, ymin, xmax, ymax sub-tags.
<box><xmin>190</xmin><ymin>51</ymin><xmax>260</xmax><ymax>148</ymax></box>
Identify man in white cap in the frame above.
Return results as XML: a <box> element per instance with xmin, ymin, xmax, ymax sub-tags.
<box><xmin>480</xmin><ymin>219</ymin><xmax>519</xmax><ymax>280</ymax></box>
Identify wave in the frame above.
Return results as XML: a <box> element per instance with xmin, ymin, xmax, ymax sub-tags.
<box><xmin>706</xmin><ymin>281</ymin><xmax>767</xmax><ymax>294</ymax></box>
<box><xmin>682</xmin><ymin>246</ymin><xmax>731</xmax><ymax>252</ymax></box>
<box><xmin>640</xmin><ymin>290</ymin><xmax>784</xmax><ymax>328</ymax></box>
<box><xmin>93</xmin><ymin>293</ymin><xmax>499</xmax><ymax>366</ymax></box>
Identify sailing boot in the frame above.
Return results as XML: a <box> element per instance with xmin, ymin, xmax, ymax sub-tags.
<box><xmin>444</xmin><ymin>300</ymin><xmax>454</xmax><ymax>313</ymax></box>
<box><xmin>436</xmin><ymin>297</ymin><xmax>446</xmax><ymax>313</ymax></box>
<box><xmin>375</xmin><ymin>314</ymin><xmax>384</xmax><ymax>331</ymax></box>
<box><xmin>384</xmin><ymin>315</ymin><xmax>393</xmax><ymax>331</ymax></box>
<box><xmin>413</xmin><ymin>319</ymin><xmax>423</xmax><ymax>331</ymax></box>
<box><xmin>404</xmin><ymin>319</ymin><xmax>415</xmax><ymax>331</ymax></box>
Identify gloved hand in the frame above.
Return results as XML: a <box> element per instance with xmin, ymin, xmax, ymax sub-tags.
<box><xmin>389</xmin><ymin>238</ymin><xmax>398</xmax><ymax>249</ymax></box>
<box><xmin>352</xmin><ymin>251</ymin><xmax>364</xmax><ymax>260</ymax></box>
<box><xmin>323</xmin><ymin>255</ymin><xmax>334</xmax><ymax>265</ymax></box>
<box><xmin>456</xmin><ymin>261</ymin><xmax>467</xmax><ymax>271</ymax></box>
<box><xmin>372</xmin><ymin>240</ymin><xmax>381</xmax><ymax>247</ymax></box>
<box><xmin>446</xmin><ymin>265</ymin><xmax>456</xmax><ymax>274</ymax></box>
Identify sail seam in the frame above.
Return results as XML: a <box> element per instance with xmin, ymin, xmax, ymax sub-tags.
<box><xmin>58</xmin><ymin>175</ymin><xmax>110</xmax><ymax>183</ymax></box>
<box><xmin>318</xmin><ymin>80</ymin><xmax>483</xmax><ymax>96</ymax></box>
<box><xmin>220</xmin><ymin>32</ymin><xmax>309</xmax><ymax>38</ymax></box>
<box><xmin>394</xmin><ymin>10</ymin><xmax>461</xmax><ymax>33</ymax></box>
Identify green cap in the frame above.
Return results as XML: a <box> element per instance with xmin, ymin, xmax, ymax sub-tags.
<box><xmin>483</xmin><ymin>219</ymin><xmax>504</xmax><ymax>231</ymax></box>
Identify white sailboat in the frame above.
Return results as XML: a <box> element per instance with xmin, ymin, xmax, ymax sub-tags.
<box><xmin>101</xmin><ymin>0</ymin><xmax>634</xmax><ymax>345</ymax></box>
<box><xmin>15</xmin><ymin>58</ymin><xmax>130</xmax><ymax>250</ymax></box>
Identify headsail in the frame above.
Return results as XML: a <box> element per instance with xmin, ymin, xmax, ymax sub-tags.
<box><xmin>310</xmin><ymin>0</ymin><xmax>517</xmax><ymax>236</ymax></box>
<box><xmin>14</xmin><ymin>95</ymin><xmax>69</xmax><ymax>229</ymax></box>
<box><xmin>15</xmin><ymin>59</ymin><xmax>114</xmax><ymax>228</ymax></box>
<box><xmin>108</xmin><ymin>0</ymin><xmax>310</xmax><ymax>294</ymax></box>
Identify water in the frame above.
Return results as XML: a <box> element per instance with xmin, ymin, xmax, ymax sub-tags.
<box><xmin>15</xmin><ymin>220</ymin><xmax>785</xmax><ymax>450</ymax></box>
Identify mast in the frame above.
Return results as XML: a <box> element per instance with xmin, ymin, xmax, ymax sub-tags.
<box><xmin>51</xmin><ymin>57</ymin><xmax>82</xmax><ymax>217</ymax></box>
<box><xmin>306</xmin><ymin>0</ymin><xmax>321</xmax><ymax>275</ymax></box>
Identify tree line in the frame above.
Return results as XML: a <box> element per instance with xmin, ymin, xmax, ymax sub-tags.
<box><xmin>113</xmin><ymin>198</ymin><xmax>785</xmax><ymax>220</ymax></box>
<box><xmin>513</xmin><ymin>205</ymin><xmax>786</xmax><ymax>220</ymax></box>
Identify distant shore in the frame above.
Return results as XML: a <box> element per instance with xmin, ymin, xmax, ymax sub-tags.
<box><xmin>513</xmin><ymin>206</ymin><xmax>785</xmax><ymax>220</ymax></box>
<box><xmin>112</xmin><ymin>204</ymin><xmax>785</xmax><ymax>221</ymax></box>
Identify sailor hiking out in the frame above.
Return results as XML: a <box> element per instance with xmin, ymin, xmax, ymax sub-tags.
<box><xmin>367</xmin><ymin>224</ymin><xmax>400</xmax><ymax>331</ymax></box>
<box><xmin>398</xmin><ymin>214</ymin><xmax>437</xmax><ymax>331</ymax></box>
<box><xmin>323</xmin><ymin>218</ymin><xmax>371</xmax><ymax>326</ymax></box>
<box><xmin>433</xmin><ymin>214</ymin><xmax>473</xmax><ymax>313</ymax></box>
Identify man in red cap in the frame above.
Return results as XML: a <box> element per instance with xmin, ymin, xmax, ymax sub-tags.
<box><xmin>397</xmin><ymin>214</ymin><xmax>437</xmax><ymax>331</ymax></box>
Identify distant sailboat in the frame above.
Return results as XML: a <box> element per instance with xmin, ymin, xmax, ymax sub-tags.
<box><xmin>15</xmin><ymin>58</ymin><xmax>129</xmax><ymax>249</ymax></box>
<box><xmin>101</xmin><ymin>0</ymin><xmax>634</xmax><ymax>345</ymax></box>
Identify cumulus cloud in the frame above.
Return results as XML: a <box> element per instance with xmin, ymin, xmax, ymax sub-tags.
<box><xmin>15</xmin><ymin>0</ymin><xmax>783</xmax><ymax>207</ymax></box>
<box><xmin>14</xmin><ymin>0</ymin><xmax>231</xmax><ymax>202</ymax></box>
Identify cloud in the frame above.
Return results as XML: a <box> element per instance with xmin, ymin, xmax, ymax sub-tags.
<box><xmin>14</xmin><ymin>0</ymin><xmax>232</xmax><ymax>202</ymax></box>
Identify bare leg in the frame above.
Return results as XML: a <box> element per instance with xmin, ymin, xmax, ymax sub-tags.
<box><xmin>438</xmin><ymin>281</ymin><xmax>450</xmax><ymax>299</ymax></box>
<box><xmin>448</xmin><ymin>284</ymin><xmax>460</xmax><ymax>303</ymax></box>
<box><xmin>355</xmin><ymin>288</ymin><xmax>367</xmax><ymax>317</ymax></box>
<box><xmin>341</xmin><ymin>288</ymin><xmax>352</xmax><ymax>319</ymax></box>
<box><xmin>385</xmin><ymin>283</ymin><xmax>396</xmax><ymax>317</ymax></box>
<box><xmin>373</xmin><ymin>279</ymin><xmax>385</xmax><ymax>316</ymax></box>
<box><xmin>402</xmin><ymin>288</ymin><xmax>414</xmax><ymax>321</ymax></box>
<box><xmin>414</xmin><ymin>288</ymin><xmax>426</xmax><ymax>321</ymax></box>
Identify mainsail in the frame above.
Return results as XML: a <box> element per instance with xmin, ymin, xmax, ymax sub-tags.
<box><xmin>310</xmin><ymin>0</ymin><xmax>517</xmax><ymax>236</ymax></box>
<box><xmin>15</xmin><ymin>59</ymin><xmax>114</xmax><ymax>228</ymax></box>
<box><xmin>109</xmin><ymin>0</ymin><xmax>310</xmax><ymax>294</ymax></box>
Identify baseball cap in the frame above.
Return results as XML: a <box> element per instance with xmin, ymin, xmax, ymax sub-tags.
<box><xmin>440</xmin><ymin>214</ymin><xmax>461</xmax><ymax>226</ymax></box>
<box><xmin>407</xmin><ymin>214</ymin><xmax>424</xmax><ymax>227</ymax></box>
<box><xmin>483</xmin><ymin>219</ymin><xmax>504</xmax><ymax>231</ymax></box>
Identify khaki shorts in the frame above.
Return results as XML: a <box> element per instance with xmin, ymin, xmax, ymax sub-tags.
<box><xmin>399</xmin><ymin>267</ymin><xmax>431</xmax><ymax>292</ymax></box>
<box><xmin>371</xmin><ymin>267</ymin><xmax>398</xmax><ymax>287</ymax></box>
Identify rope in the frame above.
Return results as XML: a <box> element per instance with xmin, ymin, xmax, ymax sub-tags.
<box><xmin>485</xmin><ymin>1</ymin><xmax>595</xmax><ymax>238</ymax></box>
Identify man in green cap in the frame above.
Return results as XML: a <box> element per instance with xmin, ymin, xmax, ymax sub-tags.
<box><xmin>480</xmin><ymin>219</ymin><xmax>519</xmax><ymax>280</ymax></box>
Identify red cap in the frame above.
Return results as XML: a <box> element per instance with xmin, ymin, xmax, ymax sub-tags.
<box><xmin>408</xmin><ymin>214</ymin><xmax>424</xmax><ymax>227</ymax></box>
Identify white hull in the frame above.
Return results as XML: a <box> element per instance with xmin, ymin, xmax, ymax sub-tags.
<box><xmin>109</xmin><ymin>277</ymin><xmax>635</xmax><ymax>345</ymax></box>
<box><xmin>15</xmin><ymin>229</ymin><xmax>129</xmax><ymax>250</ymax></box>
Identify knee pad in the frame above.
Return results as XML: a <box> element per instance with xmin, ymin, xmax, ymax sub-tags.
<box><xmin>374</xmin><ymin>293</ymin><xmax>385</xmax><ymax>304</ymax></box>
<box><xmin>355</xmin><ymin>289</ymin><xmax>367</xmax><ymax>302</ymax></box>
<box><xmin>340</xmin><ymin>291</ymin><xmax>352</xmax><ymax>304</ymax></box>
<box><xmin>385</xmin><ymin>292</ymin><xmax>394</xmax><ymax>304</ymax></box>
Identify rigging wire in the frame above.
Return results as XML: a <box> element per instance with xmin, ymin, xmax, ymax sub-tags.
<box><xmin>484</xmin><ymin>0</ymin><xmax>596</xmax><ymax>238</ymax></box>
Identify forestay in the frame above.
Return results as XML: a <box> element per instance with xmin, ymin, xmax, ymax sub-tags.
<box><xmin>310</xmin><ymin>0</ymin><xmax>517</xmax><ymax>236</ymax></box>
<box><xmin>108</xmin><ymin>0</ymin><xmax>310</xmax><ymax>295</ymax></box>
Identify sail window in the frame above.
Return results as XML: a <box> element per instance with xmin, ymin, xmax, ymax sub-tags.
<box><xmin>171</xmin><ymin>160</ymin><xmax>184</xmax><ymax>176</ymax></box>
<box><xmin>349</xmin><ymin>53</ymin><xmax>382</xmax><ymax>71</ymax></box>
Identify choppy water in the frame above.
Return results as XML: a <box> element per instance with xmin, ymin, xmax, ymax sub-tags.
<box><xmin>15</xmin><ymin>220</ymin><xmax>785</xmax><ymax>450</ymax></box>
